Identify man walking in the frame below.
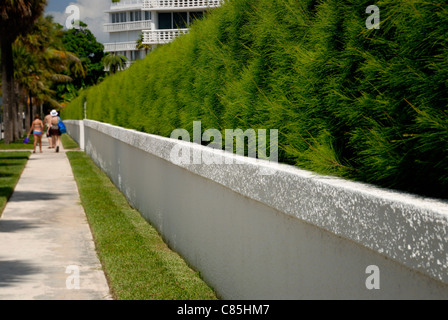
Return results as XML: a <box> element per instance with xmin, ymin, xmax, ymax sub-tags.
<box><xmin>44</xmin><ymin>111</ymin><xmax>53</xmax><ymax>149</ymax></box>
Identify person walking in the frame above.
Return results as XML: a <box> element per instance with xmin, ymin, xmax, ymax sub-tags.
<box><xmin>44</xmin><ymin>111</ymin><xmax>53</xmax><ymax>149</ymax></box>
<box><xmin>27</xmin><ymin>114</ymin><xmax>44</xmax><ymax>153</ymax></box>
<box><xmin>49</xmin><ymin>110</ymin><xmax>62</xmax><ymax>153</ymax></box>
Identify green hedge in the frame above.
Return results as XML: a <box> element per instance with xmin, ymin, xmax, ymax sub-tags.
<box><xmin>63</xmin><ymin>0</ymin><xmax>448</xmax><ymax>199</ymax></box>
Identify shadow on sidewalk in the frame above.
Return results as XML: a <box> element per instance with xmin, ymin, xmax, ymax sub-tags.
<box><xmin>8</xmin><ymin>191</ymin><xmax>68</xmax><ymax>202</ymax></box>
<box><xmin>0</xmin><ymin>259</ymin><xmax>40</xmax><ymax>288</ymax></box>
<box><xmin>0</xmin><ymin>219</ymin><xmax>40</xmax><ymax>233</ymax></box>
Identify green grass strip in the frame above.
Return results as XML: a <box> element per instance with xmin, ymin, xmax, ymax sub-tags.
<box><xmin>0</xmin><ymin>137</ymin><xmax>35</xmax><ymax>150</ymax></box>
<box><xmin>0</xmin><ymin>152</ymin><xmax>30</xmax><ymax>216</ymax></box>
<box><xmin>61</xmin><ymin>134</ymin><xmax>80</xmax><ymax>150</ymax></box>
<box><xmin>66</xmin><ymin>151</ymin><xmax>218</xmax><ymax>300</ymax></box>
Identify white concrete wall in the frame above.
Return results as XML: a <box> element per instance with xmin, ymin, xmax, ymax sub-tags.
<box><xmin>65</xmin><ymin>120</ymin><xmax>448</xmax><ymax>299</ymax></box>
<box><xmin>65</xmin><ymin>121</ymin><xmax>80</xmax><ymax>145</ymax></box>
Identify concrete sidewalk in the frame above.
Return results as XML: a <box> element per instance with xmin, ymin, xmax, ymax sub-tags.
<box><xmin>0</xmin><ymin>138</ymin><xmax>112</xmax><ymax>300</ymax></box>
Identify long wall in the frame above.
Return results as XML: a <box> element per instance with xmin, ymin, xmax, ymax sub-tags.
<box><xmin>65</xmin><ymin>120</ymin><xmax>448</xmax><ymax>299</ymax></box>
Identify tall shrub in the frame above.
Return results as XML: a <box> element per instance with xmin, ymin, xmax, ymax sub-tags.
<box><xmin>63</xmin><ymin>0</ymin><xmax>448</xmax><ymax>199</ymax></box>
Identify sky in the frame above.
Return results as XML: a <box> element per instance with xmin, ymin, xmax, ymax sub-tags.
<box><xmin>45</xmin><ymin>0</ymin><xmax>110</xmax><ymax>43</ymax></box>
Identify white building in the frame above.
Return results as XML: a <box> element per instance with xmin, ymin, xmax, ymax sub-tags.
<box><xmin>104</xmin><ymin>0</ymin><xmax>223</xmax><ymax>69</ymax></box>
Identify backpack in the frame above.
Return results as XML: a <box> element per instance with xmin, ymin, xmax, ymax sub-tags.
<box><xmin>58</xmin><ymin>117</ymin><xmax>67</xmax><ymax>134</ymax></box>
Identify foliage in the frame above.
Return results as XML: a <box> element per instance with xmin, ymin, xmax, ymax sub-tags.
<box><xmin>61</xmin><ymin>21</ymin><xmax>106</xmax><ymax>91</ymax></box>
<box><xmin>136</xmin><ymin>33</ymin><xmax>151</xmax><ymax>55</ymax></box>
<box><xmin>0</xmin><ymin>0</ymin><xmax>47</xmax><ymax>143</ymax></box>
<box><xmin>63</xmin><ymin>0</ymin><xmax>448</xmax><ymax>200</ymax></box>
<box><xmin>0</xmin><ymin>0</ymin><xmax>47</xmax><ymax>41</ymax></box>
<box><xmin>103</xmin><ymin>53</ymin><xmax>128</xmax><ymax>75</ymax></box>
<box><xmin>14</xmin><ymin>15</ymin><xmax>85</xmax><ymax>109</ymax></box>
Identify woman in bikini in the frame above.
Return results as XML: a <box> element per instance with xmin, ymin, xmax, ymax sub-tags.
<box><xmin>28</xmin><ymin>114</ymin><xmax>44</xmax><ymax>153</ymax></box>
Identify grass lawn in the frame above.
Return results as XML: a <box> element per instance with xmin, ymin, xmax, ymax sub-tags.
<box><xmin>0</xmin><ymin>152</ymin><xmax>30</xmax><ymax>216</ymax></box>
<box><xmin>66</xmin><ymin>151</ymin><xmax>218</xmax><ymax>300</ymax></box>
<box><xmin>1</xmin><ymin>133</ymin><xmax>80</xmax><ymax>151</ymax></box>
<box><xmin>61</xmin><ymin>134</ymin><xmax>80</xmax><ymax>150</ymax></box>
<box><xmin>0</xmin><ymin>136</ymin><xmax>34</xmax><ymax>150</ymax></box>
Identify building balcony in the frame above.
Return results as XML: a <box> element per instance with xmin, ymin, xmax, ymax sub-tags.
<box><xmin>107</xmin><ymin>0</ymin><xmax>143</xmax><ymax>12</ymax></box>
<box><xmin>142</xmin><ymin>0</ymin><xmax>223</xmax><ymax>11</ymax></box>
<box><xmin>104</xmin><ymin>20</ymin><xmax>152</xmax><ymax>33</ymax></box>
<box><xmin>104</xmin><ymin>41</ymin><xmax>138</xmax><ymax>52</ymax></box>
<box><xmin>142</xmin><ymin>28</ymin><xmax>189</xmax><ymax>44</ymax></box>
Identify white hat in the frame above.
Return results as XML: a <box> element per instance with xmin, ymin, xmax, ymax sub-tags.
<box><xmin>50</xmin><ymin>110</ymin><xmax>58</xmax><ymax>116</ymax></box>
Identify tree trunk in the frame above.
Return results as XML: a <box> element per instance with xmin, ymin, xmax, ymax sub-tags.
<box><xmin>14</xmin><ymin>83</ymin><xmax>23</xmax><ymax>139</ymax></box>
<box><xmin>1</xmin><ymin>38</ymin><xmax>15</xmax><ymax>144</ymax></box>
<box><xmin>25</xmin><ymin>93</ymin><xmax>31</xmax><ymax>134</ymax></box>
<box><xmin>31</xmin><ymin>99</ymin><xmax>37</xmax><ymax>121</ymax></box>
<box><xmin>18</xmin><ymin>89</ymin><xmax>24</xmax><ymax>138</ymax></box>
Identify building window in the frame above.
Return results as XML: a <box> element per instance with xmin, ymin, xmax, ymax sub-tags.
<box><xmin>120</xmin><ymin>12</ymin><xmax>127</xmax><ymax>23</ymax></box>
<box><xmin>130</xmin><ymin>11</ymin><xmax>142</xmax><ymax>22</ymax></box>
<box><xmin>189</xmin><ymin>12</ymin><xmax>204</xmax><ymax>23</ymax></box>
<box><xmin>112</xmin><ymin>11</ymin><xmax>148</xmax><ymax>24</ymax></box>
<box><xmin>158</xmin><ymin>12</ymin><xmax>172</xmax><ymax>29</ymax></box>
<box><xmin>158</xmin><ymin>12</ymin><xmax>190</xmax><ymax>29</ymax></box>
<box><xmin>131</xmin><ymin>51</ymin><xmax>141</xmax><ymax>61</ymax></box>
<box><xmin>112</xmin><ymin>13</ymin><xmax>120</xmax><ymax>23</ymax></box>
<box><xmin>174</xmin><ymin>12</ymin><xmax>188</xmax><ymax>29</ymax></box>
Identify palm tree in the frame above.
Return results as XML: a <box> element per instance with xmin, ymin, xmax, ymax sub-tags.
<box><xmin>14</xmin><ymin>15</ymin><xmax>85</xmax><ymax>131</ymax></box>
<box><xmin>103</xmin><ymin>53</ymin><xmax>128</xmax><ymax>75</ymax></box>
<box><xmin>0</xmin><ymin>0</ymin><xmax>47</xmax><ymax>144</ymax></box>
<box><xmin>136</xmin><ymin>33</ymin><xmax>151</xmax><ymax>57</ymax></box>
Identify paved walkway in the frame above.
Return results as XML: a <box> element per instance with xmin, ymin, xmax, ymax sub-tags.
<box><xmin>0</xmin><ymin>138</ymin><xmax>112</xmax><ymax>300</ymax></box>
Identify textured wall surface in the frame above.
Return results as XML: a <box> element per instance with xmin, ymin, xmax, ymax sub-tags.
<box><xmin>66</xmin><ymin>121</ymin><xmax>80</xmax><ymax>145</ymax></box>
<box><xmin>66</xmin><ymin>120</ymin><xmax>448</xmax><ymax>299</ymax></box>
